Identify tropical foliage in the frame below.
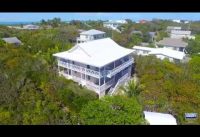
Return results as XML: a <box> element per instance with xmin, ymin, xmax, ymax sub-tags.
<box><xmin>135</xmin><ymin>55</ymin><xmax>200</xmax><ymax>124</ymax></box>
<box><xmin>80</xmin><ymin>96</ymin><xmax>145</xmax><ymax>125</ymax></box>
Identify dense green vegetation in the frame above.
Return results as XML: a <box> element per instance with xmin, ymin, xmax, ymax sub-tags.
<box><xmin>186</xmin><ymin>35</ymin><xmax>200</xmax><ymax>55</ymax></box>
<box><xmin>135</xmin><ymin>55</ymin><xmax>200</xmax><ymax>124</ymax></box>
<box><xmin>80</xmin><ymin>96</ymin><xmax>146</xmax><ymax>125</ymax></box>
<box><xmin>0</xmin><ymin>25</ymin><xmax>97</xmax><ymax>124</ymax></box>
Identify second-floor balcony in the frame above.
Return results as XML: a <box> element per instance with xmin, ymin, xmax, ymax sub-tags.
<box><xmin>58</xmin><ymin>60</ymin><xmax>100</xmax><ymax>78</ymax></box>
<box><xmin>58</xmin><ymin>57</ymin><xmax>133</xmax><ymax>79</ymax></box>
<box><xmin>105</xmin><ymin>58</ymin><xmax>133</xmax><ymax>78</ymax></box>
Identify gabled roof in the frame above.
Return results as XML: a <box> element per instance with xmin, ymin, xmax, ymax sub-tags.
<box><xmin>53</xmin><ymin>38</ymin><xmax>133</xmax><ymax>67</ymax></box>
<box><xmin>80</xmin><ymin>29</ymin><xmax>105</xmax><ymax>35</ymax></box>
<box><xmin>157</xmin><ymin>38</ymin><xmax>188</xmax><ymax>47</ymax></box>
<box><xmin>144</xmin><ymin>111</ymin><xmax>177</xmax><ymax>125</ymax></box>
<box><xmin>2</xmin><ymin>37</ymin><xmax>22</xmax><ymax>44</ymax></box>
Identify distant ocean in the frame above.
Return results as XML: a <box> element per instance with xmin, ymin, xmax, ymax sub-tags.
<box><xmin>0</xmin><ymin>22</ymin><xmax>38</xmax><ymax>26</ymax></box>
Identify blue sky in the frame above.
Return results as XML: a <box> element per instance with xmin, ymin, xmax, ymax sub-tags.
<box><xmin>0</xmin><ymin>13</ymin><xmax>200</xmax><ymax>22</ymax></box>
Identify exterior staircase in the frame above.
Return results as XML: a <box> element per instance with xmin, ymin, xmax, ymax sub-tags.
<box><xmin>107</xmin><ymin>73</ymin><xmax>130</xmax><ymax>95</ymax></box>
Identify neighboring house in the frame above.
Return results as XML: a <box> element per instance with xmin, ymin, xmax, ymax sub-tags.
<box><xmin>144</xmin><ymin>111</ymin><xmax>177</xmax><ymax>125</ymax></box>
<box><xmin>157</xmin><ymin>37</ymin><xmax>188</xmax><ymax>52</ymax></box>
<box><xmin>103</xmin><ymin>20</ymin><xmax>127</xmax><ymax>32</ymax></box>
<box><xmin>2</xmin><ymin>37</ymin><xmax>22</xmax><ymax>46</ymax></box>
<box><xmin>132</xmin><ymin>46</ymin><xmax>186</xmax><ymax>62</ymax></box>
<box><xmin>170</xmin><ymin>30</ymin><xmax>195</xmax><ymax>39</ymax></box>
<box><xmin>166</xmin><ymin>26</ymin><xmax>182</xmax><ymax>32</ymax></box>
<box><xmin>76</xmin><ymin>29</ymin><xmax>106</xmax><ymax>43</ymax></box>
<box><xmin>53</xmin><ymin>37</ymin><xmax>134</xmax><ymax>98</ymax></box>
<box><xmin>172</xmin><ymin>19</ymin><xmax>181</xmax><ymax>23</ymax></box>
<box><xmin>23</xmin><ymin>24</ymin><xmax>40</xmax><ymax>30</ymax></box>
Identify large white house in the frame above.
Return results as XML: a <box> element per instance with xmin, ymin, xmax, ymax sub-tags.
<box><xmin>133</xmin><ymin>46</ymin><xmax>186</xmax><ymax>62</ymax></box>
<box><xmin>53</xmin><ymin>37</ymin><xmax>134</xmax><ymax>97</ymax></box>
<box><xmin>76</xmin><ymin>29</ymin><xmax>106</xmax><ymax>43</ymax></box>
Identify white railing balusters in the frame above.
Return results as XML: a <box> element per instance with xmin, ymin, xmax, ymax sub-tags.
<box><xmin>58</xmin><ymin>60</ymin><xmax>100</xmax><ymax>78</ymax></box>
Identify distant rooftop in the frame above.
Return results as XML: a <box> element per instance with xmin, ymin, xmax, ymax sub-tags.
<box><xmin>167</xmin><ymin>26</ymin><xmax>182</xmax><ymax>30</ymax></box>
<box><xmin>104</xmin><ymin>20</ymin><xmax>127</xmax><ymax>24</ymax></box>
<box><xmin>80</xmin><ymin>29</ymin><xmax>105</xmax><ymax>35</ymax></box>
<box><xmin>171</xmin><ymin>30</ymin><xmax>191</xmax><ymax>35</ymax></box>
<box><xmin>2</xmin><ymin>37</ymin><xmax>22</xmax><ymax>44</ymax></box>
<box><xmin>23</xmin><ymin>24</ymin><xmax>40</xmax><ymax>29</ymax></box>
<box><xmin>157</xmin><ymin>37</ymin><xmax>188</xmax><ymax>47</ymax></box>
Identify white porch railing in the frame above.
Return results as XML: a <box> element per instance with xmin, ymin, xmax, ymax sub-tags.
<box><xmin>106</xmin><ymin>58</ymin><xmax>133</xmax><ymax>78</ymax></box>
<box><xmin>58</xmin><ymin>61</ymin><xmax>100</xmax><ymax>78</ymax></box>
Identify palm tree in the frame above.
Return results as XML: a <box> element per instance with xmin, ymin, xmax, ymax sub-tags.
<box><xmin>120</xmin><ymin>80</ymin><xmax>144</xmax><ymax>98</ymax></box>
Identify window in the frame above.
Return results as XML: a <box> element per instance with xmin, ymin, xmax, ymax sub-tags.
<box><xmin>88</xmin><ymin>76</ymin><xmax>90</xmax><ymax>80</ymax></box>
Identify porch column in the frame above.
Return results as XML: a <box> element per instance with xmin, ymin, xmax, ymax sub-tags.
<box><xmin>104</xmin><ymin>66</ymin><xmax>105</xmax><ymax>85</ymax></box>
<box><xmin>67</xmin><ymin>61</ymin><xmax>70</xmax><ymax>75</ymax></box>
<box><xmin>114</xmin><ymin>61</ymin><xmax>116</xmax><ymax>83</ymax></box>
<box><xmin>58</xmin><ymin>65</ymin><xmax>61</xmax><ymax>76</ymax></box>
<box><xmin>99</xmin><ymin>67</ymin><xmax>101</xmax><ymax>92</ymax></box>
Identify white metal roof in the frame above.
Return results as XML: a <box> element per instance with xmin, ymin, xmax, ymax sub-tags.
<box><xmin>133</xmin><ymin>46</ymin><xmax>185</xmax><ymax>60</ymax></box>
<box><xmin>80</xmin><ymin>29</ymin><xmax>105</xmax><ymax>35</ymax></box>
<box><xmin>53</xmin><ymin>38</ymin><xmax>133</xmax><ymax>67</ymax></box>
<box><xmin>144</xmin><ymin>111</ymin><xmax>177</xmax><ymax>125</ymax></box>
